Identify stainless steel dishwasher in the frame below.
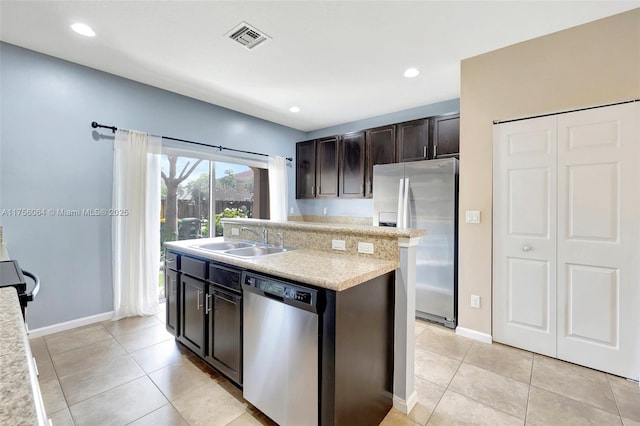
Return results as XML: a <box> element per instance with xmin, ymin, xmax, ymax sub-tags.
<box><xmin>242</xmin><ymin>271</ymin><xmax>320</xmax><ymax>426</ymax></box>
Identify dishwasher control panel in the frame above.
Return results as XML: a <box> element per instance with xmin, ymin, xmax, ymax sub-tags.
<box><xmin>243</xmin><ymin>273</ymin><xmax>318</xmax><ymax>310</ymax></box>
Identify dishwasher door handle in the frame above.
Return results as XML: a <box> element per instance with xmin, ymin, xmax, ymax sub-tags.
<box><xmin>263</xmin><ymin>292</ymin><xmax>284</xmax><ymax>303</ymax></box>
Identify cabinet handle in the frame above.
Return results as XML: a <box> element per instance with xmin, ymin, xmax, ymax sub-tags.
<box><xmin>367</xmin><ymin>181</ymin><xmax>371</xmax><ymax>194</ymax></box>
<box><xmin>434</xmin><ymin>145</ymin><xmax>437</xmax><ymax>158</ymax></box>
<box><xmin>423</xmin><ymin>146</ymin><xmax>427</xmax><ymax>158</ymax></box>
<box><xmin>312</xmin><ymin>186</ymin><xmax>315</xmax><ymax>197</ymax></box>
<box><xmin>166</xmin><ymin>258</ymin><xmax>175</xmax><ymax>265</ymax></box>
<box><xmin>205</xmin><ymin>294</ymin><xmax>211</xmax><ymax>314</ymax></box>
<box><xmin>522</xmin><ymin>245</ymin><xmax>532</xmax><ymax>252</ymax></box>
<box><xmin>196</xmin><ymin>289</ymin><xmax>202</xmax><ymax>310</ymax></box>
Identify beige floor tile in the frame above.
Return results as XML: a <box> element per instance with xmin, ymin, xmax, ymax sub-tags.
<box><xmin>59</xmin><ymin>354</ymin><xmax>144</xmax><ymax>405</ymax></box>
<box><xmin>449</xmin><ymin>363</ymin><xmax>529</xmax><ymax>420</ymax></box>
<box><xmin>427</xmin><ymin>390</ymin><xmax>522</xmax><ymax>425</ymax></box>
<box><xmin>130</xmin><ymin>338</ymin><xmax>188</xmax><ymax>374</ymax></box>
<box><xmin>28</xmin><ymin>336</ymin><xmax>49</xmax><ymax>359</ymax></box>
<box><xmin>101</xmin><ymin>314</ymin><xmax>162</xmax><ymax>337</ymax></box>
<box><xmin>609</xmin><ymin>375</ymin><xmax>640</xmax><ymax>422</ymax></box>
<box><xmin>39</xmin><ymin>377</ymin><xmax>68</xmax><ymax>414</ymax></box>
<box><xmin>415</xmin><ymin>324</ymin><xmax>473</xmax><ymax>361</ymax></box>
<box><xmin>378</xmin><ymin>408</ymin><xmax>421</xmax><ymax>426</ymax></box>
<box><xmin>226</xmin><ymin>410</ymin><xmax>275</xmax><ymax>426</ymax></box>
<box><xmin>33</xmin><ymin>348</ymin><xmax>57</xmax><ymax>382</ymax></box>
<box><xmin>48</xmin><ymin>407</ymin><xmax>74</xmax><ymax>426</ymax></box>
<box><xmin>464</xmin><ymin>341</ymin><xmax>533</xmax><ymax>384</ymax></box>
<box><xmin>45</xmin><ymin>324</ymin><xmax>112</xmax><ymax>355</ymax></box>
<box><xmin>415</xmin><ymin>320</ymin><xmax>427</xmax><ymax>337</ymax></box>
<box><xmin>148</xmin><ymin>359</ymin><xmax>216</xmax><ymax>402</ymax></box>
<box><xmin>127</xmin><ymin>403</ymin><xmax>189</xmax><ymax>426</ymax></box>
<box><xmin>526</xmin><ymin>386</ymin><xmax>622</xmax><ymax>426</ymax></box>
<box><xmin>412</xmin><ymin>375</ymin><xmax>446</xmax><ymax>423</ymax></box>
<box><xmin>52</xmin><ymin>337</ymin><xmax>126</xmax><ymax>378</ymax></box>
<box><xmin>114</xmin><ymin>322</ymin><xmax>173</xmax><ymax>353</ymax></box>
<box><xmin>623</xmin><ymin>418</ymin><xmax>640</xmax><ymax>426</ymax></box>
<box><xmin>172</xmin><ymin>380</ymin><xmax>247</xmax><ymax>426</ymax></box>
<box><xmin>531</xmin><ymin>354</ymin><xmax>618</xmax><ymax>414</ymax></box>
<box><xmin>69</xmin><ymin>376</ymin><xmax>167</xmax><ymax>426</ymax></box>
<box><xmin>415</xmin><ymin>347</ymin><xmax>461</xmax><ymax>388</ymax></box>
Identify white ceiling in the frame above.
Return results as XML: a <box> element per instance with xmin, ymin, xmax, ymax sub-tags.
<box><xmin>1</xmin><ymin>1</ymin><xmax>637</xmax><ymax>132</ymax></box>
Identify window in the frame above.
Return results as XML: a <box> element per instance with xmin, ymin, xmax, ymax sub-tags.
<box><xmin>158</xmin><ymin>149</ymin><xmax>269</xmax><ymax>300</ymax></box>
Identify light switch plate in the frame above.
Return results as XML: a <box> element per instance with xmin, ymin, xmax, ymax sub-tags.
<box><xmin>357</xmin><ymin>242</ymin><xmax>374</xmax><ymax>254</ymax></box>
<box><xmin>231</xmin><ymin>227</ymin><xmax>240</xmax><ymax>236</ymax></box>
<box><xmin>470</xmin><ymin>295</ymin><xmax>480</xmax><ymax>308</ymax></box>
<box><xmin>331</xmin><ymin>239</ymin><xmax>346</xmax><ymax>251</ymax></box>
<box><xmin>465</xmin><ymin>210</ymin><xmax>481</xmax><ymax>224</ymax></box>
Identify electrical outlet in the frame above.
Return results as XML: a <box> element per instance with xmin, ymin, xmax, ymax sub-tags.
<box><xmin>323</xmin><ymin>207</ymin><xmax>328</xmax><ymax>215</ymax></box>
<box><xmin>470</xmin><ymin>295</ymin><xmax>480</xmax><ymax>308</ymax></box>
<box><xmin>289</xmin><ymin>207</ymin><xmax>294</xmax><ymax>214</ymax></box>
<box><xmin>331</xmin><ymin>239</ymin><xmax>346</xmax><ymax>251</ymax></box>
<box><xmin>231</xmin><ymin>227</ymin><xmax>240</xmax><ymax>236</ymax></box>
<box><xmin>357</xmin><ymin>242</ymin><xmax>374</xmax><ymax>254</ymax></box>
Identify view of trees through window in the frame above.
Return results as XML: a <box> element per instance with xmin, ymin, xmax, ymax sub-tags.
<box><xmin>158</xmin><ymin>153</ymin><xmax>261</xmax><ymax>299</ymax></box>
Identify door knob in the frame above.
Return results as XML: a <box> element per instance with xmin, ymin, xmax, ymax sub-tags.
<box><xmin>522</xmin><ymin>245</ymin><xmax>532</xmax><ymax>252</ymax></box>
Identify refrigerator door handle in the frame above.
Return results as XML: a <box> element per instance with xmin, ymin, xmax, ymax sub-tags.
<box><xmin>396</xmin><ymin>178</ymin><xmax>404</xmax><ymax>228</ymax></box>
<box><xmin>403</xmin><ymin>178</ymin><xmax>410</xmax><ymax>228</ymax></box>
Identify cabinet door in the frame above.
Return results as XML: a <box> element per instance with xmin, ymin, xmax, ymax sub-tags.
<box><xmin>339</xmin><ymin>132</ymin><xmax>366</xmax><ymax>198</ymax></box>
<box><xmin>433</xmin><ymin>114</ymin><xmax>459</xmax><ymax>159</ymax></box>
<box><xmin>397</xmin><ymin>119</ymin><xmax>429</xmax><ymax>162</ymax></box>
<box><xmin>165</xmin><ymin>268</ymin><xmax>179</xmax><ymax>337</ymax></box>
<box><xmin>296</xmin><ymin>140</ymin><xmax>316</xmax><ymax>199</ymax></box>
<box><xmin>365</xmin><ymin>125</ymin><xmax>396</xmax><ymax>197</ymax></box>
<box><xmin>179</xmin><ymin>275</ymin><xmax>206</xmax><ymax>356</ymax></box>
<box><xmin>317</xmin><ymin>136</ymin><xmax>339</xmax><ymax>197</ymax></box>
<box><xmin>206</xmin><ymin>285</ymin><xmax>242</xmax><ymax>385</ymax></box>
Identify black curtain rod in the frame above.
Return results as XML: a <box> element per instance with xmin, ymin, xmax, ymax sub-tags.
<box><xmin>91</xmin><ymin>121</ymin><xmax>293</xmax><ymax>162</ymax></box>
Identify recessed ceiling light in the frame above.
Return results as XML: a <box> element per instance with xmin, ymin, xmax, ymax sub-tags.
<box><xmin>289</xmin><ymin>106</ymin><xmax>300</xmax><ymax>113</ymax></box>
<box><xmin>404</xmin><ymin>67</ymin><xmax>420</xmax><ymax>78</ymax></box>
<box><xmin>71</xmin><ymin>23</ymin><xmax>96</xmax><ymax>37</ymax></box>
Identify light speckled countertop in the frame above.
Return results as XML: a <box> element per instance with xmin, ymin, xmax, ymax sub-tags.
<box><xmin>0</xmin><ymin>244</ymin><xmax>48</xmax><ymax>425</ymax></box>
<box><xmin>165</xmin><ymin>239</ymin><xmax>398</xmax><ymax>291</ymax></box>
<box><xmin>0</xmin><ymin>287</ymin><xmax>46</xmax><ymax>425</ymax></box>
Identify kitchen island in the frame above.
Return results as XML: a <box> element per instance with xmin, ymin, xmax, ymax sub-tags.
<box><xmin>165</xmin><ymin>219</ymin><xmax>425</xmax><ymax>424</ymax></box>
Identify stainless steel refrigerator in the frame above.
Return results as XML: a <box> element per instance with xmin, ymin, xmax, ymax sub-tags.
<box><xmin>373</xmin><ymin>158</ymin><xmax>458</xmax><ymax>328</ymax></box>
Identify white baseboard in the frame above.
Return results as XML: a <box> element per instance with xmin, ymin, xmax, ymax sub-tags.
<box><xmin>393</xmin><ymin>390</ymin><xmax>418</xmax><ymax>414</ymax></box>
<box><xmin>28</xmin><ymin>311</ymin><xmax>114</xmax><ymax>339</ymax></box>
<box><xmin>456</xmin><ymin>326</ymin><xmax>493</xmax><ymax>344</ymax></box>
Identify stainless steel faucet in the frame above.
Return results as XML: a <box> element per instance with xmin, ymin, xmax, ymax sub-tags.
<box><xmin>241</xmin><ymin>226</ymin><xmax>268</xmax><ymax>244</ymax></box>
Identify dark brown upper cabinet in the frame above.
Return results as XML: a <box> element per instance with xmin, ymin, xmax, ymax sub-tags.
<box><xmin>365</xmin><ymin>125</ymin><xmax>396</xmax><ymax>198</ymax></box>
<box><xmin>397</xmin><ymin>119</ymin><xmax>430</xmax><ymax>162</ymax></box>
<box><xmin>296</xmin><ymin>140</ymin><xmax>316</xmax><ymax>199</ymax></box>
<box><xmin>432</xmin><ymin>114</ymin><xmax>460</xmax><ymax>159</ymax></box>
<box><xmin>339</xmin><ymin>132</ymin><xmax>366</xmax><ymax>198</ymax></box>
<box><xmin>316</xmin><ymin>136</ymin><xmax>339</xmax><ymax>197</ymax></box>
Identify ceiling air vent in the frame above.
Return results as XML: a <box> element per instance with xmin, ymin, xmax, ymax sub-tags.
<box><xmin>226</xmin><ymin>22</ymin><xmax>270</xmax><ymax>50</ymax></box>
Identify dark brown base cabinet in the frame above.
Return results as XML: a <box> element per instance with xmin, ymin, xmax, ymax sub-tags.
<box><xmin>166</xmin><ymin>251</ymin><xmax>243</xmax><ymax>386</ymax></box>
<box><xmin>320</xmin><ymin>272</ymin><xmax>394</xmax><ymax>426</ymax></box>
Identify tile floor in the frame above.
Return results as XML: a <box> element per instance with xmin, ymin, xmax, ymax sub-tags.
<box><xmin>30</xmin><ymin>312</ymin><xmax>640</xmax><ymax>425</ymax></box>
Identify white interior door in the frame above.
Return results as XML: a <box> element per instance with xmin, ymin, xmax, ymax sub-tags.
<box><xmin>493</xmin><ymin>116</ymin><xmax>557</xmax><ymax>356</ymax></box>
<box><xmin>556</xmin><ymin>102</ymin><xmax>640</xmax><ymax>379</ymax></box>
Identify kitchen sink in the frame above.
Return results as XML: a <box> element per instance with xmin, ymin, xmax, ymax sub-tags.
<box><xmin>223</xmin><ymin>246</ymin><xmax>295</xmax><ymax>258</ymax></box>
<box><xmin>193</xmin><ymin>241</ymin><xmax>256</xmax><ymax>251</ymax></box>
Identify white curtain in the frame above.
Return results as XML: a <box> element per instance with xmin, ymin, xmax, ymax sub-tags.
<box><xmin>268</xmin><ymin>156</ymin><xmax>288</xmax><ymax>221</ymax></box>
<box><xmin>112</xmin><ymin>130</ymin><xmax>162</xmax><ymax>320</ymax></box>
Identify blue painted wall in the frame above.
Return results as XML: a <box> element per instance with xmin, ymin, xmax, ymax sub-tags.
<box><xmin>0</xmin><ymin>42</ymin><xmax>305</xmax><ymax>328</ymax></box>
<box><xmin>0</xmin><ymin>42</ymin><xmax>459</xmax><ymax>327</ymax></box>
